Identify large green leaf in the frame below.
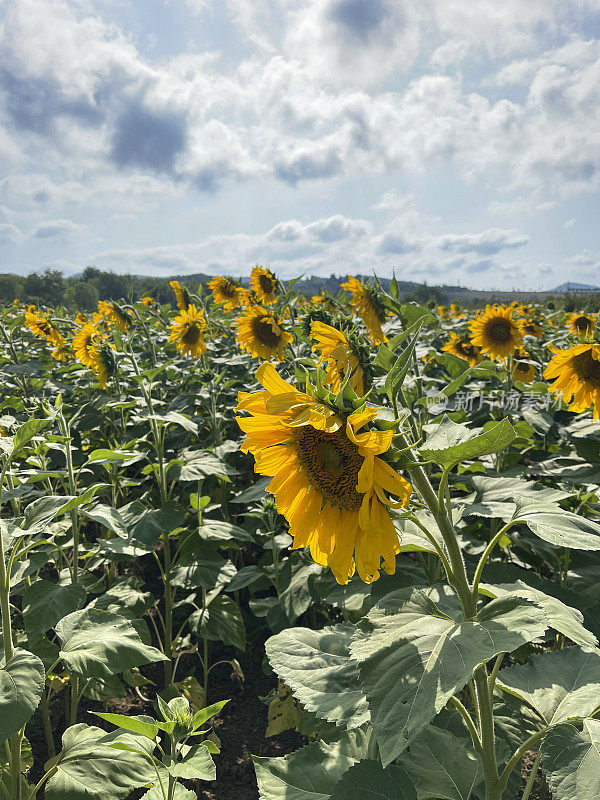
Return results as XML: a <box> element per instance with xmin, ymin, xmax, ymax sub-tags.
<box><xmin>516</xmin><ymin>505</ymin><xmax>600</xmax><ymax>550</ymax></box>
<box><xmin>188</xmin><ymin>595</ymin><xmax>246</xmax><ymax>651</ymax></box>
<box><xmin>265</xmin><ymin>624</ymin><xmax>369</xmax><ymax>729</ymax></box>
<box><xmin>479</xmin><ymin>581</ymin><xmax>597</xmax><ymax>648</ymax></box>
<box><xmin>254</xmin><ymin>728</ymin><xmax>376</xmax><ymax>800</ymax></box>
<box><xmin>329</xmin><ymin>760</ymin><xmax>416</xmax><ymax>800</ymax></box>
<box><xmin>400</xmin><ymin>725</ymin><xmax>481</xmax><ymax>800</ymax></box>
<box><xmin>56</xmin><ymin>608</ymin><xmax>168</xmax><ymax>678</ymax></box>
<box><xmin>171</xmin><ymin>551</ymin><xmax>236</xmax><ymax>591</ymax></box>
<box><xmin>45</xmin><ymin>724</ymin><xmax>155</xmax><ymax>800</ymax></box>
<box><xmin>22</xmin><ymin>580</ymin><xmax>87</xmax><ymax>641</ymax></box>
<box><xmin>0</xmin><ymin>649</ymin><xmax>45</xmax><ymax>743</ymax></box>
<box><xmin>350</xmin><ymin>588</ymin><xmax>548</xmax><ymax>766</ymax></box>
<box><xmin>497</xmin><ymin>647</ymin><xmax>600</xmax><ymax>725</ymax></box>
<box><xmin>420</xmin><ymin>417</ymin><xmax>515</xmax><ymax>469</ymax></box>
<box><xmin>542</xmin><ymin>719</ymin><xmax>600</xmax><ymax>800</ymax></box>
<box><xmin>199</xmin><ymin>519</ymin><xmax>255</xmax><ymax>544</ymax></box>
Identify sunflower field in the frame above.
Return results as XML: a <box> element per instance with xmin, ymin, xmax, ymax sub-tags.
<box><xmin>1</xmin><ymin>266</ymin><xmax>600</xmax><ymax>800</ymax></box>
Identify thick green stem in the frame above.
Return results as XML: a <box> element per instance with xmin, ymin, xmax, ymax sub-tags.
<box><xmin>39</xmin><ymin>692</ymin><xmax>55</xmax><ymax>759</ymax></box>
<box><xmin>58</xmin><ymin>413</ymin><xmax>79</xmax><ymax>584</ymax></box>
<box><xmin>397</xmin><ymin>433</ymin><xmax>501</xmax><ymax>797</ymax></box>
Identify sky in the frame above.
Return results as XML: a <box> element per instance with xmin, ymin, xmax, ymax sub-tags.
<box><xmin>1</xmin><ymin>0</ymin><xmax>600</xmax><ymax>290</ymax></box>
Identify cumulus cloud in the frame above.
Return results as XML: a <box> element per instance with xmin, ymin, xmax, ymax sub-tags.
<box><xmin>437</xmin><ymin>228</ymin><xmax>530</xmax><ymax>255</ymax></box>
<box><xmin>0</xmin><ymin>222</ymin><xmax>21</xmax><ymax>245</ymax></box>
<box><xmin>30</xmin><ymin>218</ymin><xmax>87</xmax><ymax>240</ymax></box>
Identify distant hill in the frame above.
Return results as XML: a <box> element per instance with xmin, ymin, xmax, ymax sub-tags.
<box><xmin>552</xmin><ymin>282</ymin><xmax>600</xmax><ymax>292</ymax></box>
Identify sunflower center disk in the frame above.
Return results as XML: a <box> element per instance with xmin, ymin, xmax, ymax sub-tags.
<box><xmin>259</xmin><ymin>275</ymin><xmax>274</xmax><ymax>294</ymax></box>
<box><xmin>182</xmin><ymin>325</ymin><xmax>201</xmax><ymax>345</ymax></box>
<box><xmin>489</xmin><ymin>321</ymin><xmax>511</xmax><ymax>343</ymax></box>
<box><xmin>575</xmin><ymin>317</ymin><xmax>591</xmax><ymax>332</ymax></box>
<box><xmin>252</xmin><ymin>318</ymin><xmax>280</xmax><ymax>346</ymax></box>
<box><xmin>295</xmin><ymin>425</ymin><xmax>364</xmax><ymax>511</ymax></box>
<box><xmin>572</xmin><ymin>351</ymin><xmax>600</xmax><ymax>387</ymax></box>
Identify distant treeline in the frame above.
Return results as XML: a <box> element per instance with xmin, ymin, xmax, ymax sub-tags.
<box><xmin>0</xmin><ymin>266</ymin><xmax>594</xmax><ymax>311</ymax></box>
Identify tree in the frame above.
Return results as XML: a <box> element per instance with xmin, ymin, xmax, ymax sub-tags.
<box><xmin>64</xmin><ymin>281</ymin><xmax>99</xmax><ymax>311</ymax></box>
<box><xmin>0</xmin><ymin>274</ymin><xmax>23</xmax><ymax>304</ymax></box>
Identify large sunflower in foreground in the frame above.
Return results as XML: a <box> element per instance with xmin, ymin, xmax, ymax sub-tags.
<box><xmin>250</xmin><ymin>266</ymin><xmax>278</xmax><ymax>305</ymax></box>
<box><xmin>469</xmin><ymin>305</ymin><xmax>523</xmax><ymax>361</ymax></box>
<box><xmin>237</xmin><ymin>306</ymin><xmax>292</xmax><ymax>362</ymax></box>
<box><xmin>170</xmin><ymin>280</ymin><xmax>190</xmax><ymax>312</ymax></box>
<box><xmin>73</xmin><ymin>322</ymin><xmax>105</xmax><ymax>367</ymax></box>
<box><xmin>341</xmin><ymin>276</ymin><xmax>387</xmax><ymax>344</ymax></box>
<box><xmin>208</xmin><ymin>276</ymin><xmax>247</xmax><ymax>310</ymax></box>
<box><xmin>512</xmin><ymin>348</ymin><xmax>535</xmax><ymax>384</ymax></box>
<box><xmin>566</xmin><ymin>313</ymin><xmax>596</xmax><ymax>337</ymax></box>
<box><xmin>311</xmin><ymin>321</ymin><xmax>365</xmax><ymax>395</ymax></box>
<box><xmin>442</xmin><ymin>333</ymin><xmax>482</xmax><ymax>366</ymax></box>
<box><xmin>24</xmin><ymin>310</ymin><xmax>63</xmax><ymax>346</ymax></box>
<box><xmin>544</xmin><ymin>342</ymin><xmax>600</xmax><ymax>417</ymax></box>
<box><xmin>236</xmin><ymin>364</ymin><xmax>412</xmax><ymax>583</ymax></box>
<box><xmin>168</xmin><ymin>304</ymin><xmax>207</xmax><ymax>357</ymax></box>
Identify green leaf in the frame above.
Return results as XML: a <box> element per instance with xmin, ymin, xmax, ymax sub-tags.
<box><xmin>80</xmin><ymin>504</ymin><xmax>129</xmax><ymax>537</ymax></box>
<box><xmin>199</xmin><ymin>519</ymin><xmax>255</xmax><ymax>544</ymax></box>
<box><xmin>350</xmin><ymin>588</ymin><xmax>548</xmax><ymax>766</ymax></box>
<box><xmin>516</xmin><ymin>505</ymin><xmax>600</xmax><ymax>550</ymax></box>
<box><xmin>85</xmin><ymin>449</ymin><xmax>141</xmax><ymax>465</ymax></box>
<box><xmin>171</xmin><ymin>552</ymin><xmax>236</xmax><ymax>591</ymax></box>
<box><xmin>56</xmin><ymin>608</ymin><xmax>168</xmax><ymax>678</ymax></box>
<box><xmin>401</xmin><ymin>725</ymin><xmax>482</xmax><ymax>800</ymax></box>
<box><xmin>420</xmin><ymin>416</ymin><xmax>515</xmax><ymax>469</ymax></box>
<box><xmin>497</xmin><ymin>647</ymin><xmax>600</xmax><ymax>725</ymax></box>
<box><xmin>254</xmin><ymin>729</ymin><xmax>375</xmax><ymax>800</ymax></box>
<box><xmin>265</xmin><ymin>624</ymin><xmax>369</xmax><ymax>729</ymax></box>
<box><xmin>329</xmin><ymin>760</ymin><xmax>416</xmax><ymax>800</ymax></box>
<box><xmin>188</xmin><ymin>595</ymin><xmax>246</xmax><ymax>651</ymax></box>
<box><xmin>384</xmin><ymin>326</ymin><xmax>421</xmax><ymax>403</ymax></box>
<box><xmin>23</xmin><ymin>580</ymin><xmax>87</xmax><ymax>641</ymax></box>
<box><xmin>542</xmin><ymin>719</ymin><xmax>600</xmax><ymax>800</ymax></box>
<box><xmin>141</xmin><ymin>784</ymin><xmax>196</xmax><ymax>800</ymax></box>
<box><xmin>191</xmin><ymin>699</ymin><xmax>228</xmax><ymax>729</ymax></box>
<box><xmin>279</xmin><ymin>561</ymin><xmax>322</xmax><ymax>623</ymax></box>
<box><xmin>174</xmin><ymin>449</ymin><xmax>238</xmax><ymax>480</ymax></box>
<box><xmin>93</xmin><ymin>713</ymin><xmax>158</xmax><ymax>740</ymax></box>
<box><xmin>45</xmin><ymin>724</ymin><xmax>155</xmax><ymax>800</ymax></box>
<box><xmin>479</xmin><ymin>581</ymin><xmax>597</xmax><ymax>648</ymax></box>
<box><xmin>0</xmin><ymin>648</ymin><xmax>45</xmax><ymax>744</ymax></box>
<box><xmin>12</xmin><ymin>417</ymin><xmax>52</xmax><ymax>454</ymax></box>
<box><xmin>167</xmin><ymin>743</ymin><xmax>215</xmax><ymax>780</ymax></box>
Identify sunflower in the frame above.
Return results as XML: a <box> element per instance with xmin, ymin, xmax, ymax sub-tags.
<box><xmin>311</xmin><ymin>321</ymin><xmax>365</xmax><ymax>395</ymax></box>
<box><xmin>442</xmin><ymin>333</ymin><xmax>482</xmax><ymax>366</ymax></box>
<box><xmin>51</xmin><ymin>339</ymin><xmax>71</xmax><ymax>362</ymax></box>
<box><xmin>168</xmin><ymin>304</ymin><xmax>207</xmax><ymax>358</ymax></box>
<box><xmin>566</xmin><ymin>313</ymin><xmax>596</xmax><ymax>337</ymax></box>
<box><xmin>97</xmin><ymin>301</ymin><xmax>132</xmax><ymax>332</ymax></box>
<box><xmin>208</xmin><ymin>276</ymin><xmax>247</xmax><ymax>310</ymax></box>
<box><xmin>24</xmin><ymin>310</ymin><xmax>63</xmax><ymax>346</ymax></box>
<box><xmin>512</xmin><ymin>348</ymin><xmax>535</xmax><ymax>383</ymax></box>
<box><xmin>236</xmin><ymin>306</ymin><xmax>292</xmax><ymax>362</ymax></box>
<box><xmin>236</xmin><ymin>363</ymin><xmax>412</xmax><ymax>583</ymax></box>
<box><xmin>469</xmin><ymin>305</ymin><xmax>523</xmax><ymax>361</ymax></box>
<box><xmin>74</xmin><ymin>313</ymin><xmax>88</xmax><ymax>325</ymax></box>
<box><xmin>341</xmin><ymin>276</ymin><xmax>387</xmax><ymax>344</ymax></box>
<box><xmin>91</xmin><ymin>343</ymin><xmax>117</xmax><ymax>389</ymax></box>
<box><xmin>170</xmin><ymin>280</ymin><xmax>190</xmax><ymax>312</ymax></box>
<box><xmin>544</xmin><ymin>342</ymin><xmax>600</xmax><ymax>417</ymax></box>
<box><xmin>250</xmin><ymin>266</ymin><xmax>278</xmax><ymax>305</ymax></box>
<box><xmin>73</xmin><ymin>322</ymin><xmax>105</xmax><ymax>367</ymax></box>
<box><xmin>141</xmin><ymin>296</ymin><xmax>156</xmax><ymax>307</ymax></box>
<box><xmin>521</xmin><ymin>319</ymin><xmax>544</xmax><ymax>339</ymax></box>
<box><xmin>450</xmin><ymin>304</ymin><xmax>466</xmax><ymax>320</ymax></box>
<box><xmin>437</xmin><ymin>305</ymin><xmax>448</xmax><ymax>318</ymax></box>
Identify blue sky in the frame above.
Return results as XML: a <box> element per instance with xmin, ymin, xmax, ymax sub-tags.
<box><xmin>0</xmin><ymin>0</ymin><xmax>599</xmax><ymax>289</ymax></box>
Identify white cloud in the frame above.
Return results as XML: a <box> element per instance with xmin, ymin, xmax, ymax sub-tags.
<box><xmin>436</xmin><ymin>228</ymin><xmax>530</xmax><ymax>255</ymax></box>
<box><xmin>30</xmin><ymin>218</ymin><xmax>88</xmax><ymax>240</ymax></box>
<box><xmin>0</xmin><ymin>222</ymin><xmax>21</xmax><ymax>245</ymax></box>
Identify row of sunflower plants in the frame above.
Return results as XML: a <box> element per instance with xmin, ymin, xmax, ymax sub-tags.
<box><xmin>1</xmin><ymin>266</ymin><xmax>600</xmax><ymax>798</ymax></box>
